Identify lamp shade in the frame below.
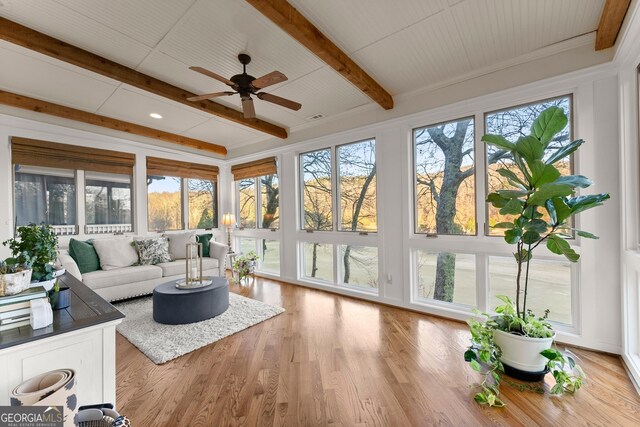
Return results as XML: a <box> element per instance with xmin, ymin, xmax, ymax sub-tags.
<box><xmin>221</xmin><ymin>213</ymin><xmax>235</xmax><ymax>226</ymax></box>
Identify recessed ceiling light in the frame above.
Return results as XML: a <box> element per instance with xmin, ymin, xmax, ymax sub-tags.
<box><xmin>149</xmin><ymin>113</ymin><xmax>163</xmax><ymax>119</ymax></box>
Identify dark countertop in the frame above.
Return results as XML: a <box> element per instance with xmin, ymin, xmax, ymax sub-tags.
<box><xmin>0</xmin><ymin>273</ymin><xmax>125</xmax><ymax>350</ymax></box>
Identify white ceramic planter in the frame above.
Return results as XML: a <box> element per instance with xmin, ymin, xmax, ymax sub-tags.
<box><xmin>493</xmin><ymin>329</ymin><xmax>555</xmax><ymax>372</ymax></box>
<box><xmin>0</xmin><ymin>269</ymin><xmax>33</xmax><ymax>296</ymax></box>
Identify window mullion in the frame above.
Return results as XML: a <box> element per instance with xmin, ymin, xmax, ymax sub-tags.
<box><xmin>77</xmin><ymin>169</ymin><xmax>85</xmax><ymax>235</ymax></box>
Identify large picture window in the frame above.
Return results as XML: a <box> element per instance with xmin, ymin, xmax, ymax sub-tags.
<box><xmin>147</xmin><ymin>175</ymin><xmax>182</xmax><ymax>232</ymax></box>
<box><xmin>14</xmin><ymin>166</ymin><xmax>77</xmax><ymax>231</ymax></box>
<box><xmin>413</xmin><ymin>117</ymin><xmax>476</xmax><ymax>235</ymax></box>
<box><xmin>188</xmin><ymin>178</ymin><xmax>217</xmax><ymax>230</ymax></box>
<box><xmin>260</xmin><ymin>174</ymin><xmax>279</xmax><ymax>229</ymax></box>
<box><xmin>338</xmin><ymin>140</ymin><xmax>377</xmax><ymax>232</ymax></box>
<box><xmin>301</xmin><ymin>149</ymin><xmax>333</xmax><ymax>231</ymax></box>
<box><xmin>146</xmin><ymin>157</ymin><xmax>219</xmax><ymax>232</ymax></box>
<box><xmin>415</xmin><ymin>251</ymin><xmax>476</xmax><ymax>306</ymax></box>
<box><xmin>85</xmin><ymin>172</ymin><xmax>132</xmax><ymax>232</ymax></box>
<box><xmin>485</xmin><ymin>96</ymin><xmax>572</xmax><ymax>235</ymax></box>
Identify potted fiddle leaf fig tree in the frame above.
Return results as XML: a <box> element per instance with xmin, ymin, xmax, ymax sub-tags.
<box><xmin>464</xmin><ymin>106</ymin><xmax>609</xmax><ymax>407</ymax></box>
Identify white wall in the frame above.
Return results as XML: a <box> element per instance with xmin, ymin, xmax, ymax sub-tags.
<box><xmin>0</xmin><ymin>56</ymin><xmax>626</xmax><ymax>355</ymax></box>
<box><xmin>0</xmin><ymin>114</ymin><xmax>226</xmax><ymax>259</ymax></box>
<box><xmin>228</xmin><ymin>62</ymin><xmax>623</xmax><ymax>354</ymax></box>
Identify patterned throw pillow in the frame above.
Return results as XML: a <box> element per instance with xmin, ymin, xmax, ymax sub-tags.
<box><xmin>134</xmin><ymin>238</ymin><xmax>171</xmax><ymax>265</ymax></box>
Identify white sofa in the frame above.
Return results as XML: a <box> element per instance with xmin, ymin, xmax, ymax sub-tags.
<box><xmin>57</xmin><ymin>239</ymin><xmax>228</xmax><ymax>302</ymax></box>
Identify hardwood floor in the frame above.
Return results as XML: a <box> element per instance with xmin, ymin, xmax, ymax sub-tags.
<box><xmin>116</xmin><ymin>277</ymin><xmax>640</xmax><ymax>426</ymax></box>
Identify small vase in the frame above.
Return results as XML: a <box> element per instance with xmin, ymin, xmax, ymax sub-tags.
<box><xmin>50</xmin><ymin>286</ymin><xmax>71</xmax><ymax>310</ymax></box>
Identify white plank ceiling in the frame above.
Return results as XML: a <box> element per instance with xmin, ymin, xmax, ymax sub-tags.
<box><xmin>0</xmin><ymin>0</ymin><xmax>606</xmax><ymax>153</ymax></box>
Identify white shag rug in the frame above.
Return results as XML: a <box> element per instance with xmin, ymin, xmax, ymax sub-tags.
<box><xmin>114</xmin><ymin>293</ymin><xmax>284</xmax><ymax>364</ymax></box>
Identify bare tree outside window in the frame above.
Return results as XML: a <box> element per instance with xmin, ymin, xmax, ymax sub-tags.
<box><xmin>147</xmin><ymin>176</ymin><xmax>182</xmax><ymax>231</ymax></box>
<box><xmin>412</xmin><ymin>96</ymin><xmax>572</xmax><ymax>304</ymax></box>
<box><xmin>188</xmin><ymin>178</ymin><xmax>217</xmax><ymax>229</ymax></box>
<box><xmin>238</xmin><ymin>178</ymin><xmax>256</xmax><ymax>228</ymax></box>
<box><xmin>338</xmin><ymin>140</ymin><xmax>377</xmax><ymax>232</ymax></box>
<box><xmin>337</xmin><ymin>140</ymin><xmax>377</xmax><ymax>284</ymax></box>
<box><xmin>260</xmin><ymin>174</ymin><xmax>279</xmax><ymax>229</ymax></box>
<box><xmin>301</xmin><ymin>149</ymin><xmax>333</xmax><ymax>278</ymax></box>
<box><xmin>413</xmin><ymin>118</ymin><xmax>475</xmax><ymax>302</ymax></box>
<box><xmin>301</xmin><ymin>149</ymin><xmax>333</xmax><ymax>231</ymax></box>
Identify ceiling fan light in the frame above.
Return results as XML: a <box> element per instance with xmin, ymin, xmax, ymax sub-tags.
<box><xmin>149</xmin><ymin>113</ymin><xmax>163</xmax><ymax>119</ymax></box>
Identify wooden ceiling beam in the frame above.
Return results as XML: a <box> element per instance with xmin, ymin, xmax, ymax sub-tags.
<box><xmin>245</xmin><ymin>0</ymin><xmax>394</xmax><ymax>110</ymax></box>
<box><xmin>595</xmin><ymin>0</ymin><xmax>632</xmax><ymax>50</ymax></box>
<box><xmin>0</xmin><ymin>90</ymin><xmax>227</xmax><ymax>156</ymax></box>
<box><xmin>0</xmin><ymin>17</ymin><xmax>287</xmax><ymax>139</ymax></box>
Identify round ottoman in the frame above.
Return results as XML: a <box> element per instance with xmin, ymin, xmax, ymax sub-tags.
<box><xmin>152</xmin><ymin>277</ymin><xmax>229</xmax><ymax>325</ymax></box>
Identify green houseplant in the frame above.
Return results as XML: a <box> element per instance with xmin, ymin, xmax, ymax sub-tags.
<box><xmin>464</xmin><ymin>106</ymin><xmax>610</xmax><ymax>407</ymax></box>
<box><xmin>3</xmin><ymin>224</ymin><xmax>59</xmax><ymax>286</ymax></box>
<box><xmin>233</xmin><ymin>251</ymin><xmax>258</xmax><ymax>283</ymax></box>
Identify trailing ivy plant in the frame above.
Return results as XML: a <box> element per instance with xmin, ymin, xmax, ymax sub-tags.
<box><xmin>464</xmin><ymin>106</ymin><xmax>608</xmax><ymax>406</ymax></box>
<box><xmin>465</xmin><ymin>298</ymin><xmax>585</xmax><ymax>406</ymax></box>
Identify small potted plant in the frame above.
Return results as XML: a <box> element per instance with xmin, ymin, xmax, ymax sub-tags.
<box><xmin>48</xmin><ymin>279</ymin><xmax>70</xmax><ymax>310</ymax></box>
<box><xmin>3</xmin><ymin>224</ymin><xmax>59</xmax><ymax>290</ymax></box>
<box><xmin>233</xmin><ymin>251</ymin><xmax>258</xmax><ymax>284</ymax></box>
<box><xmin>464</xmin><ymin>106</ymin><xmax>609</xmax><ymax>406</ymax></box>
<box><xmin>0</xmin><ymin>254</ymin><xmax>33</xmax><ymax>296</ymax></box>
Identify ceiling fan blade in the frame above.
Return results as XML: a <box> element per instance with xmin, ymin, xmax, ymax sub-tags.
<box><xmin>257</xmin><ymin>92</ymin><xmax>302</xmax><ymax>111</ymax></box>
<box><xmin>252</xmin><ymin>71</ymin><xmax>287</xmax><ymax>89</ymax></box>
<box><xmin>187</xmin><ymin>91</ymin><xmax>236</xmax><ymax>102</ymax></box>
<box><xmin>189</xmin><ymin>66</ymin><xmax>234</xmax><ymax>86</ymax></box>
<box><xmin>242</xmin><ymin>97</ymin><xmax>256</xmax><ymax>119</ymax></box>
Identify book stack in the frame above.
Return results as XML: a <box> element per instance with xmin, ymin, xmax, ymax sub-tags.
<box><xmin>0</xmin><ymin>286</ymin><xmax>47</xmax><ymax>332</ymax></box>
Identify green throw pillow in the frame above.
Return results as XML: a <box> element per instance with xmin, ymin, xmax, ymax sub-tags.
<box><xmin>196</xmin><ymin>234</ymin><xmax>213</xmax><ymax>257</ymax></box>
<box><xmin>68</xmin><ymin>238</ymin><xmax>101</xmax><ymax>274</ymax></box>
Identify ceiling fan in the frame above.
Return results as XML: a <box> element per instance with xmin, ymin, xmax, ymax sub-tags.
<box><xmin>187</xmin><ymin>53</ymin><xmax>302</xmax><ymax>119</ymax></box>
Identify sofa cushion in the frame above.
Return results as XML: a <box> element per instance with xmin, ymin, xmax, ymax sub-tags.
<box><xmin>163</xmin><ymin>232</ymin><xmax>196</xmax><ymax>260</ymax></box>
<box><xmin>82</xmin><ymin>265</ymin><xmax>162</xmax><ymax>290</ymax></box>
<box><xmin>68</xmin><ymin>238</ymin><xmax>100</xmax><ymax>274</ymax></box>
<box><xmin>134</xmin><ymin>237</ymin><xmax>171</xmax><ymax>265</ymax></box>
<box><xmin>93</xmin><ymin>237</ymin><xmax>139</xmax><ymax>270</ymax></box>
<box><xmin>156</xmin><ymin>258</ymin><xmax>220</xmax><ymax>277</ymax></box>
<box><xmin>196</xmin><ymin>234</ymin><xmax>213</xmax><ymax>257</ymax></box>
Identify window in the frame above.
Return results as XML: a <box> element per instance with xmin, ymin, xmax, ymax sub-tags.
<box><xmin>415</xmin><ymin>251</ymin><xmax>476</xmax><ymax>306</ymax></box>
<box><xmin>300</xmin><ymin>140</ymin><xmax>378</xmax><ymax>232</ymax></box>
<box><xmin>14</xmin><ymin>166</ymin><xmax>77</xmax><ymax>231</ymax></box>
<box><xmin>260</xmin><ymin>174</ymin><xmax>279</xmax><ymax>229</ymax></box>
<box><xmin>146</xmin><ymin>157</ymin><xmax>219</xmax><ymax>232</ymax></box>
<box><xmin>239</xmin><ymin>237</ymin><xmax>257</xmax><ymax>256</ymax></box>
<box><xmin>188</xmin><ymin>178</ymin><xmax>216</xmax><ymax>229</ymax></box>
<box><xmin>485</xmin><ymin>96</ymin><xmax>572</xmax><ymax>235</ymax></box>
<box><xmin>413</xmin><ymin>117</ymin><xmax>476</xmax><ymax>235</ymax></box>
<box><xmin>338</xmin><ymin>245</ymin><xmax>378</xmax><ymax>289</ymax></box>
<box><xmin>302</xmin><ymin>242</ymin><xmax>334</xmax><ymax>282</ymax></box>
<box><xmin>147</xmin><ymin>175</ymin><xmax>182</xmax><ymax>231</ymax></box>
<box><xmin>301</xmin><ymin>149</ymin><xmax>333</xmax><ymax>231</ymax></box>
<box><xmin>338</xmin><ymin>140</ymin><xmax>377</xmax><ymax>232</ymax></box>
<box><xmin>85</xmin><ymin>172</ymin><xmax>132</xmax><ymax>232</ymax></box>
<box><xmin>238</xmin><ymin>179</ymin><xmax>256</xmax><ymax>228</ymax></box>
<box><xmin>489</xmin><ymin>256</ymin><xmax>572</xmax><ymax>324</ymax></box>
<box><xmin>259</xmin><ymin>239</ymin><xmax>280</xmax><ymax>275</ymax></box>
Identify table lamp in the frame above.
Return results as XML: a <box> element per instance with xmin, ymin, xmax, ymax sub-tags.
<box><xmin>221</xmin><ymin>213</ymin><xmax>235</xmax><ymax>254</ymax></box>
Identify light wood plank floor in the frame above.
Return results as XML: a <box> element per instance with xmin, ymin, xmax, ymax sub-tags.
<box><xmin>116</xmin><ymin>277</ymin><xmax>640</xmax><ymax>426</ymax></box>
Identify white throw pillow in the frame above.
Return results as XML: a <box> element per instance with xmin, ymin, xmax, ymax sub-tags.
<box><xmin>93</xmin><ymin>238</ymin><xmax>139</xmax><ymax>270</ymax></box>
<box><xmin>163</xmin><ymin>232</ymin><xmax>197</xmax><ymax>260</ymax></box>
